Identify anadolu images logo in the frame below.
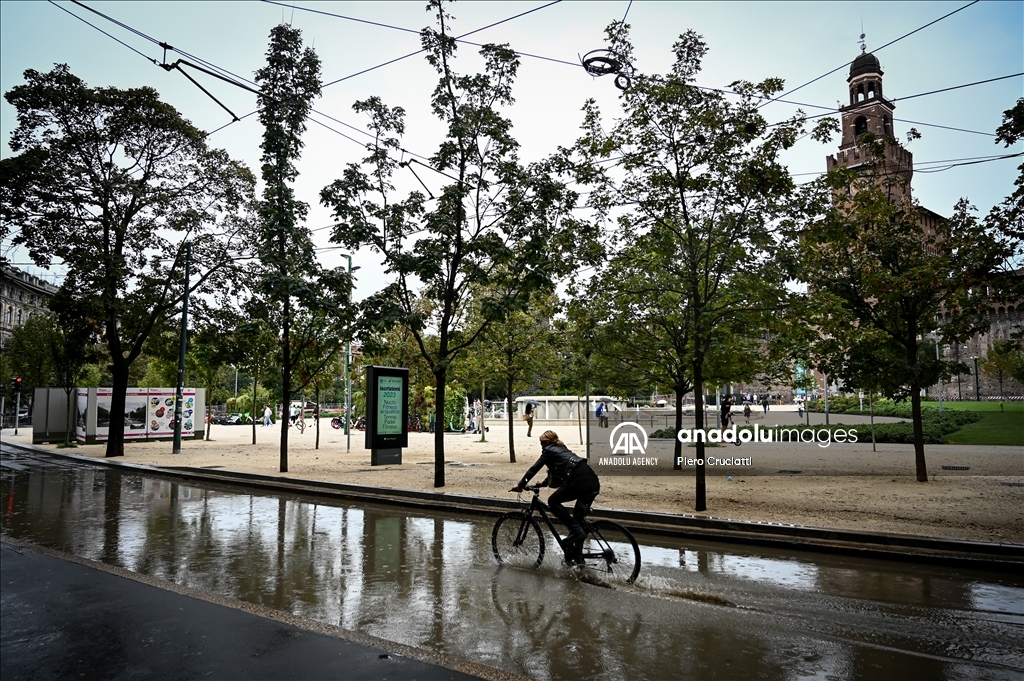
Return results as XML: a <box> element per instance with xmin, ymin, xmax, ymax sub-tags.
<box><xmin>609</xmin><ymin>422</ymin><xmax>648</xmax><ymax>455</ymax></box>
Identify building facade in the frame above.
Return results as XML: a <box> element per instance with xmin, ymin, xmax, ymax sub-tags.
<box><xmin>0</xmin><ymin>265</ymin><xmax>59</xmax><ymax>347</ymax></box>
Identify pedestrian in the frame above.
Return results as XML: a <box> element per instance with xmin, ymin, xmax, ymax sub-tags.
<box><xmin>761</xmin><ymin>395</ymin><xmax>769</xmax><ymax>414</ymax></box>
<box><xmin>595</xmin><ymin>400</ymin><xmax>606</xmax><ymax>428</ymax></box>
<box><xmin>262</xmin><ymin>404</ymin><xmax>272</xmax><ymax>427</ymax></box>
<box><xmin>524</xmin><ymin>401</ymin><xmax>535</xmax><ymax>437</ymax></box>
<box><xmin>721</xmin><ymin>395</ymin><xmax>740</xmax><ymax>446</ymax></box>
<box><xmin>743</xmin><ymin>403</ymin><xmax>751</xmax><ymax>425</ymax></box>
<box><xmin>428</xmin><ymin>410</ymin><xmax>435</xmax><ymax>433</ymax></box>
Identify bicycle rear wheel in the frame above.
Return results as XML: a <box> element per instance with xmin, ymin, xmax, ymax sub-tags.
<box><xmin>492</xmin><ymin>512</ymin><xmax>545</xmax><ymax>570</ymax></box>
<box><xmin>581</xmin><ymin>520</ymin><xmax>641</xmax><ymax>584</ymax></box>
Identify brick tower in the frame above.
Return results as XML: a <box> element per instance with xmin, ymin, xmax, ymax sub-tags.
<box><xmin>825</xmin><ymin>48</ymin><xmax>914</xmax><ymax>200</ymax></box>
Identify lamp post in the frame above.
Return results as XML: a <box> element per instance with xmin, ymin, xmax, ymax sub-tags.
<box><xmin>971</xmin><ymin>356</ymin><xmax>980</xmax><ymax>401</ymax></box>
<box><xmin>339</xmin><ymin>252</ymin><xmax>353</xmax><ymax>453</ymax></box>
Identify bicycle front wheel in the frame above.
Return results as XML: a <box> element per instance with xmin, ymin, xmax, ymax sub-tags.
<box><xmin>492</xmin><ymin>512</ymin><xmax>545</xmax><ymax>570</ymax></box>
<box><xmin>581</xmin><ymin>520</ymin><xmax>641</xmax><ymax>584</ymax></box>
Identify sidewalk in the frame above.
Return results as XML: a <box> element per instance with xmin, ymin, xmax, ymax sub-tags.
<box><xmin>0</xmin><ymin>540</ymin><xmax>508</xmax><ymax>681</ymax></box>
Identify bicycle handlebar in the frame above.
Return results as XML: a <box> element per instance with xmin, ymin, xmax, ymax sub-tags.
<box><xmin>509</xmin><ymin>484</ymin><xmax>544</xmax><ymax>493</ymax></box>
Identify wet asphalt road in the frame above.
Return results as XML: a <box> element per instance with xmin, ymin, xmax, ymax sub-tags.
<box><xmin>2</xmin><ymin>448</ymin><xmax>1022</xmax><ymax>681</ymax></box>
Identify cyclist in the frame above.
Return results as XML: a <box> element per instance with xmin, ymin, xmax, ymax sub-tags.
<box><xmin>510</xmin><ymin>430</ymin><xmax>600</xmax><ymax>563</ymax></box>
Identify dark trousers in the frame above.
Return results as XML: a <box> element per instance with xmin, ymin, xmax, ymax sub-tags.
<box><xmin>548</xmin><ymin>464</ymin><xmax>600</xmax><ymax>540</ymax></box>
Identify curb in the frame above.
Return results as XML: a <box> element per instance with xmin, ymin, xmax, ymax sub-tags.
<box><xmin>6</xmin><ymin>442</ymin><xmax>1022</xmax><ymax>572</ymax></box>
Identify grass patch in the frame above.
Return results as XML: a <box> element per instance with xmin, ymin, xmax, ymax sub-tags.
<box><xmin>944</xmin><ymin>410</ymin><xmax>1024</xmax><ymax>446</ymax></box>
<box><xmin>56</xmin><ymin>441</ymin><xmax>78</xmax><ymax>449</ymax></box>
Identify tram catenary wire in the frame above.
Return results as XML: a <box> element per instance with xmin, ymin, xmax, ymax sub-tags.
<box><xmin>54</xmin><ymin>0</ymin><xmax>1003</xmax><ymax>149</ymax></box>
<box><xmin>758</xmin><ymin>0</ymin><xmax>981</xmax><ymax>108</ymax></box>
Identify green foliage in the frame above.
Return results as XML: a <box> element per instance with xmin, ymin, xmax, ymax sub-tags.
<box><xmin>572</xmin><ymin>23</ymin><xmax>813</xmax><ymax>505</ymax></box>
<box><xmin>320</xmin><ymin>1</ymin><xmax>581</xmax><ymax>486</ymax></box>
<box><xmin>980</xmin><ymin>340</ymin><xmax>1022</xmax><ymax>395</ymax></box>
<box><xmin>1</xmin><ymin>64</ymin><xmax>255</xmax><ymax>457</ymax></box>
<box><xmin>797</xmin><ymin>128</ymin><xmax>1015</xmax><ymax>479</ymax></box>
<box><xmin>443</xmin><ymin>385</ymin><xmax>466</xmax><ymax>432</ymax></box>
<box><xmin>3</xmin><ymin>314</ymin><xmax>55</xmax><ymax>389</ymax></box>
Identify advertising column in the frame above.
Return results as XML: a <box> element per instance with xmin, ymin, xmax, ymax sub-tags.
<box><xmin>365</xmin><ymin>366</ymin><xmax>409</xmax><ymax>465</ymax></box>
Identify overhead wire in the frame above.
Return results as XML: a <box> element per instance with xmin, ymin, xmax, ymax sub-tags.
<box><xmin>50</xmin><ymin>0</ymin><xmax>1014</xmax><ymax>200</ymax></box>
<box><xmin>758</xmin><ymin>0</ymin><xmax>981</xmax><ymax>108</ymax></box>
<box><xmin>56</xmin><ymin>0</ymin><xmax>1002</xmax><ymax>150</ymax></box>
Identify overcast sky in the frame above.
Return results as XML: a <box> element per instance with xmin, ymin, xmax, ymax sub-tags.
<box><xmin>2</xmin><ymin>1</ymin><xmax>1021</xmax><ymax>299</ymax></box>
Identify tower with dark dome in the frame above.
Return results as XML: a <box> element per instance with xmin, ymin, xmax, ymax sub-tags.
<box><xmin>826</xmin><ymin>47</ymin><xmax>914</xmax><ymax>200</ymax></box>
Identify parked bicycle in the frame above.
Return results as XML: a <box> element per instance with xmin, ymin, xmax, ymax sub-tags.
<box><xmin>492</xmin><ymin>484</ymin><xmax>641</xmax><ymax>584</ymax></box>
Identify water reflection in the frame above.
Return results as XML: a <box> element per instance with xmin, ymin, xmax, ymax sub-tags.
<box><xmin>2</xmin><ymin>450</ymin><xmax>1022</xmax><ymax>681</ymax></box>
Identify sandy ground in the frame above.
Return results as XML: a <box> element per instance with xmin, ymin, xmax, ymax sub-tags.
<box><xmin>9</xmin><ymin>410</ymin><xmax>1023</xmax><ymax>545</ymax></box>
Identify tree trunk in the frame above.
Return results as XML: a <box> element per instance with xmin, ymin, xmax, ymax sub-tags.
<box><xmin>506</xmin><ymin>375</ymin><xmax>516</xmax><ymax>463</ymax></box>
<box><xmin>64</xmin><ymin>388</ymin><xmax>73</xmax><ymax>445</ymax></box>
<box><xmin>673</xmin><ymin>381</ymin><xmax>684</xmax><ymax>470</ymax></box>
<box><xmin>434</xmin><ymin>369</ymin><xmax>446</xmax><ymax>487</ymax></box>
<box><xmin>693</xmin><ymin>359</ymin><xmax>706</xmax><ymax>512</ymax></box>
<box><xmin>315</xmin><ymin>382</ymin><xmax>320</xmax><ymax>450</ymax></box>
<box><xmin>911</xmin><ymin>382</ymin><xmax>928</xmax><ymax>482</ymax></box>
<box><xmin>105</xmin><ymin>361</ymin><xmax>130</xmax><ymax>458</ymax></box>
<box><xmin>251</xmin><ymin>378</ymin><xmax>258</xmax><ymax>445</ymax></box>
<box><xmin>205</xmin><ymin>401</ymin><xmax>212</xmax><ymax>441</ymax></box>
<box><xmin>279</xmin><ymin>295</ymin><xmax>291</xmax><ymax>473</ymax></box>
<box><xmin>869</xmin><ymin>390</ymin><xmax>876</xmax><ymax>452</ymax></box>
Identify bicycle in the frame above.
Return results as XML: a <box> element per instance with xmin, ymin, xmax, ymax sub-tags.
<box><xmin>492</xmin><ymin>484</ymin><xmax>641</xmax><ymax>584</ymax></box>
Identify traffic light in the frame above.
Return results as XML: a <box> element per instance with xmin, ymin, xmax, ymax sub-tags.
<box><xmin>13</xmin><ymin>376</ymin><xmax>22</xmax><ymax>393</ymax></box>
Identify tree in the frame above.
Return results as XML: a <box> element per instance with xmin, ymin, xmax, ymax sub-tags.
<box><xmin>3</xmin><ymin>314</ymin><xmax>54</xmax><ymax>391</ymax></box>
<box><xmin>321</xmin><ymin>1</ymin><xmax>581</xmax><ymax>487</ymax></box>
<box><xmin>1</xmin><ymin>65</ymin><xmax>255</xmax><ymax>457</ymax></box>
<box><xmin>573</xmin><ymin>24</ymin><xmax>822</xmax><ymax>510</ymax></box>
<box><xmin>473</xmin><ymin>291</ymin><xmax>561</xmax><ymax>462</ymax></box>
<box><xmin>254</xmin><ymin>25</ymin><xmax>352</xmax><ymax>472</ymax></box>
<box><xmin>799</xmin><ymin>137</ymin><xmax>1009</xmax><ymax>480</ymax></box>
<box><xmin>981</xmin><ymin>340</ymin><xmax>1021</xmax><ymax>397</ymax></box>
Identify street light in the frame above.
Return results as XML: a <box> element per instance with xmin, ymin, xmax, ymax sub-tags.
<box><xmin>971</xmin><ymin>356</ymin><xmax>980</xmax><ymax>401</ymax></box>
<box><xmin>339</xmin><ymin>252</ymin><xmax>354</xmax><ymax>453</ymax></box>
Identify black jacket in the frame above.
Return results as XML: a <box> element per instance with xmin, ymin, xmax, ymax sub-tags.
<box><xmin>519</xmin><ymin>444</ymin><xmax>586</xmax><ymax>488</ymax></box>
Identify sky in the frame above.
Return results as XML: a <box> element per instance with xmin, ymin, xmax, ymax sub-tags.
<box><xmin>1</xmin><ymin>0</ymin><xmax>1021</xmax><ymax>300</ymax></box>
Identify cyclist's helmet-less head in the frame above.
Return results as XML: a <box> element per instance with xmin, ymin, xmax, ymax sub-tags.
<box><xmin>539</xmin><ymin>431</ymin><xmax>565</xmax><ymax>447</ymax></box>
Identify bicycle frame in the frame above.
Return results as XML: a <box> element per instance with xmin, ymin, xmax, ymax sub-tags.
<box><xmin>517</xmin><ymin>487</ymin><xmax>595</xmax><ymax>556</ymax></box>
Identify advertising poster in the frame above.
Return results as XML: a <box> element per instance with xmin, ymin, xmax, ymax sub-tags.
<box><xmin>124</xmin><ymin>388</ymin><xmax>149</xmax><ymax>440</ymax></box>
<box><xmin>376</xmin><ymin>376</ymin><xmax>404</xmax><ymax>436</ymax></box>
<box><xmin>147</xmin><ymin>388</ymin><xmax>176</xmax><ymax>437</ymax></box>
<box><xmin>95</xmin><ymin>388</ymin><xmax>113</xmax><ymax>442</ymax></box>
<box><xmin>181</xmin><ymin>389</ymin><xmax>196</xmax><ymax>438</ymax></box>
<box><xmin>75</xmin><ymin>388</ymin><xmax>88</xmax><ymax>442</ymax></box>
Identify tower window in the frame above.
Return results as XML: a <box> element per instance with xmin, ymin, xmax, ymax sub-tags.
<box><xmin>883</xmin><ymin>116</ymin><xmax>891</xmax><ymax>137</ymax></box>
<box><xmin>856</xmin><ymin>85</ymin><xmax>865</xmax><ymax>102</ymax></box>
<box><xmin>854</xmin><ymin>116</ymin><xmax>868</xmax><ymax>137</ymax></box>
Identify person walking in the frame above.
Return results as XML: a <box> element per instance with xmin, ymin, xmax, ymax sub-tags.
<box><xmin>524</xmin><ymin>401</ymin><xmax>535</xmax><ymax>437</ymax></box>
<box><xmin>743</xmin><ymin>403</ymin><xmax>752</xmax><ymax>425</ymax></box>
<box><xmin>262</xmin><ymin>404</ymin><xmax>272</xmax><ymax>427</ymax></box>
